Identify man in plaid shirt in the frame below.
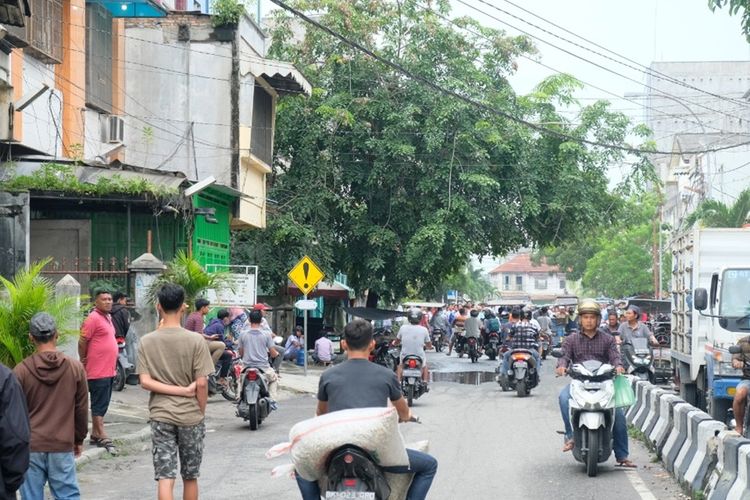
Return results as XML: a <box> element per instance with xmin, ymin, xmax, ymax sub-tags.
<box><xmin>556</xmin><ymin>299</ymin><xmax>635</xmax><ymax>467</ymax></box>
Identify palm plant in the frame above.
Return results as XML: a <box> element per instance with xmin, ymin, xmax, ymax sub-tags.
<box><xmin>0</xmin><ymin>259</ymin><xmax>77</xmax><ymax>367</ymax></box>
<box><xmin>683</xmin><ymin>188</ymin><xmax>750</xmax><ymax>228</ymax></box>
<box><xmin>147</xmin><ymin>251</ymin><xmax>231</xmax><ymax>311</ymax></box>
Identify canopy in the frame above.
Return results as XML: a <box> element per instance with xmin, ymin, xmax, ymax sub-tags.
<box><xmin>343</xmin><ymin>307</ymin><xmax>405</xmax><ymax>321</ymax></box>
<box><xmin>287</xmin><ymin>280</ymin><xmax>353</xmax><ymax>300</ymax></box>
<box><xmin>89</xmin><ymin>0</ymin><xmax>167</xmax><ymax>17</ymax></box>
<box><xmin>402</xmin><ymin>301</ymin><xmax>445</xmax><ymax>308</ymax></box>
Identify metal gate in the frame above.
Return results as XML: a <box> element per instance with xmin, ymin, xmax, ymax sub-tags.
<box><xmin>0</xmin><ymin>191</ymin><xmax>29</xmax><ymax>280</ymax></box>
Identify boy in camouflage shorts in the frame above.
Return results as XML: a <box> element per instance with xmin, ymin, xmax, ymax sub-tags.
<box><xmin>137</xmin><ymin>284</ymin><xmax>214</xmax><ymax>500</ymax></box>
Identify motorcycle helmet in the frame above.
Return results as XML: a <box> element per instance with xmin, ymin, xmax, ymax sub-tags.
<box><xmin>577</xmin><ymin>298</ymin><xmax>601</xmax><ymax>318</ymax></box>
<box><xmin>407</xmin><ymin>308</ymin><xmax>423</xmax><ymax>325</ymax></box>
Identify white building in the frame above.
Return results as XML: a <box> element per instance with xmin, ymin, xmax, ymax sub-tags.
<box><xmin>488</xmin><ymin>253</ymin><xmax>568</xmax><ymax>304</ymax></box>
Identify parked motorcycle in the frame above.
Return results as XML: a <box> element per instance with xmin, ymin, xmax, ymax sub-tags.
<box><xmin>554</xmin><ymin>350</ymin><xmax>617</xmax><ymax>477</ymax></box>
<box><xmin>113</xmin><ymin>335</ymin><xmax>135</xmax><ymax>392</ymax></box>
<box><xmin>321</xmin><ymin>416</ymin><xmax>421</xmax><ymax>499</ymax></box>
<box><xmin>208</xmin><ymin>350</ymin><xmax>241</xmax><ymax>402</ymax></box>
<box><xmin>431</xmin><ymin>329</ymin><xmax>445</xmax><ymax>353</ymax></box>
<box><xmin>401</xmin><ymin>355</ymin><xmax>427</xmax><ymax>407</ymax></box>
<box><xmin>236</xmin><ymin>366</ymin><xmax>275</xmax><ymax>430</ymax></box>
<box><xmin>622</xmin><ymin>338</ymin><xmax>655</xmax><ymax>383</ymax></box>
<box><xmin>484</xmin><ymin>332</ymin><xmax>500</xmax><ymax>361</ymax></box>
<box><xmin>371</xmin><ymin>332</ymin><xmax>399</xmax><ymax>372</ymax></box>
<box><xmin>497</xmin><ymin>348</ymin><xmax>539</xmax><ymax>397</ymax></box>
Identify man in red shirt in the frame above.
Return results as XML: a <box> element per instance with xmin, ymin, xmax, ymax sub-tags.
<box><xmin>78</xmin><ymin>290</ymin><xmax>119</xmax><ymax>455</ymax></box>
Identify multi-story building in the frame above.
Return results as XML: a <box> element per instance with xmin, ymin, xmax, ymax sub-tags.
<box><xmin>488</xmin><ymin>252</ymin><xmax>569</xmax><ymax>304</ymax></box>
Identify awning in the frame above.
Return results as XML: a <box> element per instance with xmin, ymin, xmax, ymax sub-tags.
<box><xmin>240</xmin><ymin>58</ymin><xmax>312</xmax><ymax>96</ymax></box>
<box><xmin>344</xmin><ymin>307</ymin><xmax>404</xmax><ymax>321</ymax></box>
<box><xmin>287</xmin><ymin>280</ymin><xmax>353</xmax><ymax>300</ymax></box>
<box><xmin>89</xmin><ymin>0</ymin><xmax>167</xmax><ymax>17</ymax></box>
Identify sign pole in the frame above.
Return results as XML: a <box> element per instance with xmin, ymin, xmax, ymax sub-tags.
<box><xmin>303</xmin><ymin>293</ymin><xmax>308</xmax><ymax>376</ymax></box>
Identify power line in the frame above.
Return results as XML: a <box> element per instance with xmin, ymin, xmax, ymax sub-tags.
<box><xmin>457</xmin><ymin>0</ymin><xmax>750</xmax><ymax>123</ymax></box>
<box><xmin>268</xmin><ymin>0</ymin><xmax>750</xmax><ymax>156</ymax></box>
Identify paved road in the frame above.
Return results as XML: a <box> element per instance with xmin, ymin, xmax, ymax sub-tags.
<box><xmin>77</xmin><ymin>352</ymin><xmax>685</xmax><ymax>499</ymax></box>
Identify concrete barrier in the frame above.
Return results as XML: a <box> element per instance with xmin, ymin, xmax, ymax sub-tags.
<box><xmin>648</xmin><ymin>394</ymin><xmax>684</xmax><ymax>454</ymax></box>
<box><xmin>633</xmin><ymin>384</ymin><xmax>658</xmax><ymax>430</ymax></box>
<box><xmin>681</xmin><ymin>416</ymin><xmax>725</xmax><ymax>490</ymax></box>
<box><xmin>705</xmin><ymin>432</ymin><xmax>750</xmax><ymax>500</ymax></box>
<box><xmin>642</xmin><ymin>388</ymin><xmax>666</xmax><ymax>438</ymax></box>
<box><xmin>674</xmin><ymin>409</ymin><xmax>711</xmax><ymax>480</ymax></box>
<box><xmin>663</xmin><ymin>403</ymin><xmax>694</xmax><ymax>473</ymax></box>
<box><xmin>627</xmin><ymin>381</ymin><xmax>649</xmax><ymax>425</ymax></box>
<box><xmin>727</xmin><ymin>443</ymin><xmax>750</xmax><ymax>500</ymax></box>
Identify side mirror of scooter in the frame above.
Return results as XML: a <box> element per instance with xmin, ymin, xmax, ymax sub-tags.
<box><xmin>729</xmin><ymin>345</ymin><xmax>742</xmax><ymax>354</ymax></box>
<box><xmin>551</xmin><ymin>348</ymin><xmax>563</xmax><ymax>358</ymax></box>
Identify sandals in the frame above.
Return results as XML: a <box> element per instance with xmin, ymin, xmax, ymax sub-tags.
<box><xmin>616</xmin><ymin>459</ymin><xmax>637</xmax><ymax>468</ymax></box>
<box><xmin>90</xmin><ymin>437</ymin><xmax>119</xmax><ymax>456</ymax></box>
<box><xmin>562</xmin><ymin>439</ymin><xmax>575</xmax><ymax>452</ymax></box>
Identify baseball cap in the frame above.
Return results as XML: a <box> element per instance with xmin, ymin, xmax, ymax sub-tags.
<box><xmin>29</xmin><ymin>312</ymin><xmax>57</xmax><ymax>338</ymax></box>
<box><xmin>252</xmin><ymin>303</ymin><xmax>270</xmax><ymax>311</ymax></box>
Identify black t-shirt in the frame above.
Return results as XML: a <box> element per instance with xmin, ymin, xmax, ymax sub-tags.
<box><xmin>318</xmin><ymin>359</ymin><xmax>403</xmax><ymax>412</ymax></box>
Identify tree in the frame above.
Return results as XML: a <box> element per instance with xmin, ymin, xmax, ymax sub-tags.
<box><xmin>147</xmin><ymin>251</ymin><xmax>230</xmax><ymax>311</ymax></box>
<box><xmin>683</xmin><ymin>188</ymin><xmax>750</xmax><ymax>228</ymax></box>
<box><xmin>440</xmin><ymin>264</ymin><xmax>495</xmax><ymax>303</ymax></box>
<box><xmin>0</xmin><ymin>260</ymin><xmax>76</xmax><ymax>367</ymax></box>
<box><xmin>709</xmin><ymin>0</ymin><xmax>750</xmax><ymax>41</ymax></box>
<box><xmin>234</xmin><ymin>0</ymin><xmax>648</xmax><ymax>300</ymax></box>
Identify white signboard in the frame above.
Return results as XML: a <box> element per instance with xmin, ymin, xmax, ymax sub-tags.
<box><xmin>205</xmin><ymin>265</ymin><xmax>258</xmax><ymax>307</ymax></box>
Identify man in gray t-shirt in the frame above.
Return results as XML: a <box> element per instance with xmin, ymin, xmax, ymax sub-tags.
<box><xmin>238</xmin><ymin>311</ymin><xmax>280</xmax><ymax>398</ymax></box>
<box><xmin>396</xmin><ymin>310</ymin><xmax>433</xmax><ymax>383</ymax></box>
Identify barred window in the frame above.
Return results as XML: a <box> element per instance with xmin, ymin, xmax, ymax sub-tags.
<box><xmin>25</xmin><ymin>0</ymin><xmax>63</xmax><ymax>63</ymax></box>
<box><xmin>85</xmin><ymin>3</ymin><xmax>113</xmax><ymax>112</ymax></box>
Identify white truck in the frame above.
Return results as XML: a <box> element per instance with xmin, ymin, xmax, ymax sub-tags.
<box><xmin>671</xmin><ymin>225</ymin><xmax>750</xmax><ymax>421</ymax></box>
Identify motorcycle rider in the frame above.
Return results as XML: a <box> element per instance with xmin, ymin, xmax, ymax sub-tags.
<box><xmin>555</xmin><ymin>299</ymin><xmax>635</xmax><ymax>467</ymax></box>
<box><xmin>395</xmin><ymin>309</ymin><xmax>432</xmax><ymax>385</ymax></box>
<box><xmin>238</xmin><ymin>310</ymin><xmax>280</xmax><ymax>408</ymax></box>
<box><xmin>463</xmin><ymin>309</ymin><xmax>482</xmax><ymax>354</ymax></box>
<box><xmin>429</xmin><ymin>307</ymin><xmax>451</xmax><ymax>349</ymax></box>
<box><xmin>204</xmin><ymin>308</ymin><xmax>234</xmax><ymax>388</ymax></box>
<box><xmin>500</xmin><ymin>309</ymin><xmax>541</xmax><ymax>379</ymax></box>
<box><xmin>483</xmin><ymin>310</ymin><xmax>501</xmax><ymax>347</ymax></box>
<box><xmin>295</xmin><ymin>319</ymin><xmax>438</xmax><ymax>500</ymax></box>
<box><xmin>447</xmin><ymin>307</ymin><xmax>468</xmax><ymax>356</ymax></box>
<box><xmin>604</xmin><ymin>310</ymin><xmax>622</xmax><ymax>345</ymax></box>
<box><xmin>618</xmin><ymin>305</ymin><xmax>658</xmax><ymax>346</ymax></box>
<box><xmin>732</xmin><ymin>336</ymin><xmax>750</xmax><ymax>435</ymax></box>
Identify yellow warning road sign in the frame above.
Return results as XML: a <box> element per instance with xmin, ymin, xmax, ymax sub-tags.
<box><xmin>288</xmin><ymin>256</ymin><xmax>325</xmax><ymax>295</ymax></box>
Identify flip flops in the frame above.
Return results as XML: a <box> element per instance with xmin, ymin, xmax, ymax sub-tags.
<box><xmin>90</xmin><ymin>437</ymin><xmax>119</xmax><ymax>456</ymax></box>
<box><xmin>616</xmin><ymin>459</ymin><xmax>637</xmax><ymax>468</ymax></box>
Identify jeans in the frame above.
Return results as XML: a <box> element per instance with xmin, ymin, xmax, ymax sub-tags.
<box><xmin>20</xmin><ymin>452</ymin><xmax>80</xmax><ymax>500</ymax></box>
<box><xmin>501</xmin><ymin>350</ymin><xmax>541</xmax><ymax>377</ymax></box>
<box><xmin>296</xmin><ymin>448</ymin><xmax>438</xmax><ymax>500</ymax></box>
<box><xmin>218</xmin><ymin>351</ymin><xmax>232</xmax><ymax>377</ymax></box>
<box><xmin>558</xmin><ymin>384</ymin><xmax>629</xmax><ymax>460</ymax></box>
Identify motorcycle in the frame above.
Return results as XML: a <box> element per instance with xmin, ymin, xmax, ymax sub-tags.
<box><xmin>431</xmin><ymin>329</ymin><xmax>445</xmax><ymax>353</ymax></box>
<box><xmin>208</xmin><ymin>349</ymin><xmax>241</xmax><ymax>402</ymax></box>
<box><xmin>622</xmin><ymin>337</ymin><xmax>655</xmax><ymax>383</ymax></box>
<box><xmin>321</xmin><ymin>416</ymin><xmax>421</xmax><ymax>500</ymax></box>
<box><xmin>113</xmin><ymin>335</ymin><xmax>135</xmax><ymax>392</ymax></box>
<box><xmin>554</xmin><ymin>351</ymin><xmax>617</xmax><ymax>477</ymax></box>
<box><xmin>236</xmin><ymin>366</ymin><xmax>276</xmax><ymax>430</ymax></box>
<box><xmin>371</xmin><ymin>333</ymin><xmax>399</xmax><ymax>372</ymax></box>
<box><xmin>729</xmin><ymin>345</ymin><xmax>750</xmax><ymax>437</ymax></box>
<box><xmin>401</xmin><ymin>355</ymin><xmax>427</xmax><ymax>407</ymax></box>
<box><xmin>497</xmin><ymin>348</ymin><xmax>539</xmax><ymax>397</ymax></box>
<box><xmin>484</xmin><ymin>331</ymin><xmax>500</xmax><ymax>361</ymax></box>
<box><xmin>539</xmin><ymin>331</ymin><xmax>552</xmax><ymax>360</ymax></box>
<box><xmin>467</xmin><ymin>336</ymin><xmax>480</xmax><ymax>363</ymax></box>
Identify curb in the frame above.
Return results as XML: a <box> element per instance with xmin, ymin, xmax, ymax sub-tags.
<box><xmin>75</xmin><ymin>426</ymin><xmax>151</xmax><ymax>467</ymax></box>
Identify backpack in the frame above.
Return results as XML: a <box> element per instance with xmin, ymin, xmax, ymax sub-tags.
<box><xmin>487</xmin><ymin>318</ymin><xmax>500</xmax><ymax>332</ymax></box>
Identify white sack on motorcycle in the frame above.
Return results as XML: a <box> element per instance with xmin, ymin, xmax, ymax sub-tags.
<box><xmin>266</xmin><ymin>407</ymin><xmax>409</xmax><ymax>481</ymax></box>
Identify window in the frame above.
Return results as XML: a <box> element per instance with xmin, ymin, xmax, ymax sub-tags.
<box><xmin>86</xmin><ymin>4</ymin><xmax>113</xmax><ymax>112</ymax></box>
<box><xmin>503</xmin><ymin>275</ymin><xmax>510</xmax><ymax>291</ymax></box>
<box><xmin>24</xmin><ymin>0</ymin><xmax>63</xmax><ymax>63</ymax></box>
<box><xmin>535</xmin><ymin>278</ymin><xmax>547</xmax><ymax>290</ymax></box>
<box><xmin>515</xmin><ymin>275</ymin><xmax>523</xmax><ymax>291</ymax></box>
<box><xmin>251</xmin><ymin>85</ymin><xmax>274</xmax><ymax>166</ymax></box>
<box><xmin>559</xmin><ymin>279</ymin><xmax>566</xmax><ymax>290</ymax></box>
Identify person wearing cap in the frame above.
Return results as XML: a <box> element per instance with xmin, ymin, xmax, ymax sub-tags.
<box><xmin>283</xmin><ymin>326</ymin><xmax>304</xmax><ymax>361</ymax></box>
<box><xmin>15</xmin><ymin>312</ymin><xmax>89</xmax><ymax>499</ymax></box>
<box><xmin>78</xmin><ymin>289</ymin><xmax>119</xmax><ymax>455</ymax></box>
<box><xmin>0</xmin><ymin>360</ymin><xmax>30</xmax><ymax>499</ymax></box>
<box><xmin>110</xmin><ymin>291</ymin><xmax>130</xmax><ymax>340</ymax></box>
<box><xmin>252</xmin><ymin>303</ymin><xmax>275</xmax><ymax>338</ymax></box>
<box><xmin>618</xmin><ymin>305</ymin><xmax>657</xmax><ymax>347</ymax></box>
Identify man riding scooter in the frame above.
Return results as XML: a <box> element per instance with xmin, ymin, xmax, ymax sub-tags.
<box><xmin>731</xmin><ymin>336</ymin><xmax>750</xmax><ymax>435</ymax></box>
<box><xmin>499</xmin><ymin>309</ymin><xmax>541</xmax><ymax>383</ymax></box>
<box><xmin>555</xmin><ymin>299</ymin><xmax>635</xmax><ymax>468</ymax></box>
<box><xmin>395</xmin><ymin>309</ymin><xmax>432</xmax><ymax>387</ymax></box>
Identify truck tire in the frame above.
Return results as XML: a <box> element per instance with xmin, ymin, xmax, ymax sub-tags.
<box><xmin>680</xmin><ymin>382</ymin><xmax>698</xmax><ymax>407</ymax></box>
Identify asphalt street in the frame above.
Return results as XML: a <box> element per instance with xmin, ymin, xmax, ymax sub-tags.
<box><xmin>77</xmin><ymin>352</ymin><xmax>686</xmax><ymax>499</ymax></box>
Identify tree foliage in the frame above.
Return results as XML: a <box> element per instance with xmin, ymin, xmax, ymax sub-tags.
<box><xmin>147</xmin><ymin>251</ymin><xmax>231</xmax><ymax>310</ymax></box>
<box><xmin>709</xmin><ymin>0</ymin><xmax>750</xmax><ymax>41</ymax></box>
<box><xmin>683</xmin><ymin>188</ymin><xmax>750</xmax><ymax>228</ymax></box>
<box><xmin>234</xmin><ymin>0</ymin><xmax>649</xmax><ymax>299</ymax></box>
<box><xmin>439</xmin><ymin>264</ymin><xmax>495</xmax><ymax>303</ymax></box>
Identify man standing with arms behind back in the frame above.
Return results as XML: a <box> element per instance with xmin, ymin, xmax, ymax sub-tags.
<box><xmin>137</xmin><ymin>283</ymin><xmax>215</xmax><ymax>500</ymax></box>
<box><xmin>15</xmin><ymin>312</ymin><xmax>88</xmax><ymax>500</ymax></box>
<box><xmin>78</xmin><ymin>290</ymin><xmax>119</xmax><ymax>455</ymax></box>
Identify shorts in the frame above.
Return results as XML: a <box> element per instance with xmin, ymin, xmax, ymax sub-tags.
<box><xmin>737</xmin><ymin>380</ymin><xmax>750</xmax><ymax>393</ymax></box>
<box><xmin>151</xmin><ymin>420</ymin><xmax>206</xmax><ymax>480</ymax></box>
<box><xmin>88</xmin><ymin>377</ymin><xmax>113</xmax><ymax>417</ymax></box>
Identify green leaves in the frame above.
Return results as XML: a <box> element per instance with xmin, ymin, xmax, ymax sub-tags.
<box><xmin>683</xmin><ymin>188</ymin><xmax>750</xmax><ymax>228</ymax></box>
<box><xmin>147</xmin><ymin>252</ymin><xmax>232</xmax><ymax>310</ymax></box>
<box><xmin>709</xmin><ymin>0</ymin><xmax>750</xmax><ymax>40</ymax></box>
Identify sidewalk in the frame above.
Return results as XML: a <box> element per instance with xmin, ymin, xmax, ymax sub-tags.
<box><xmin>76</xmin><ymin>360</ymin><xmax>324</xmax><ymax>465</ymax></box>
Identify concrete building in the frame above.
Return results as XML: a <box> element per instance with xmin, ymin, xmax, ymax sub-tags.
<box><xmin>488</xmin><ymin>253</ymin><xmax>569</xmax><ymax>304</ymax></box>
<box><xmin>637</xmin><ymin>61</ymin><xmax>750</xmax><ymax>230</ymax></box>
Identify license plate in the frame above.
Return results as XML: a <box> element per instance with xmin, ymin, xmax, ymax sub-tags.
<box><xmin>326</xmin><ymin>492</ymin><xmax>375</xmax><ymax>499</ymax></box>
<box><xmin>403</xmin><ymin>369</ymin><xmax>421</xmax><ymax>377</ymax></box>
<box><xmin>514</xmin><ymin>361</ymin><xmax>527</xmax><ymax>368</ymax></box>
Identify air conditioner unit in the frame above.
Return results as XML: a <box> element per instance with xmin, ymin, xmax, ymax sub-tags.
<box><xmin>101</xmin><ymin>115</ymin><xmax>124</xmax><ymax>144</ymax></box>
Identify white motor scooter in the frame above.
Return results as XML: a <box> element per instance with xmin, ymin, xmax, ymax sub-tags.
<box><xmin>554</xmin><ymin>351</ymin><xmax>617</xmax><ymax>477</ymax></box>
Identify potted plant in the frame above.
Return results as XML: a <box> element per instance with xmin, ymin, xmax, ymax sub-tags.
<box><xmin>212</xmin><ymin>0</ymin><xmax>245</xmax><ymax>41</ymax></box>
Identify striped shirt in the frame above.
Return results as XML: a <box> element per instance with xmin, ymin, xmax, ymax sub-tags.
<box><xmin>556</xmin><ymin>329</ymin><xmax>622</xmax><ymax>369</ymax></box>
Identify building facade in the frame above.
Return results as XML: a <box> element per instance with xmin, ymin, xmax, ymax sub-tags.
<box><xmin>488</xmin><ymin>253</ymin><xmax>568</xmax><ymax>304</ymax></box>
